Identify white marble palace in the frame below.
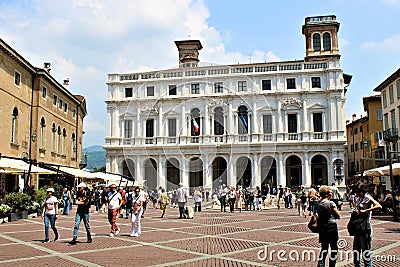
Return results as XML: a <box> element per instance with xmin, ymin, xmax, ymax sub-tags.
<box><xmin>105</xmin><ymin>15</ymin><xmax>351</xmax><ymax>191</ymax></box>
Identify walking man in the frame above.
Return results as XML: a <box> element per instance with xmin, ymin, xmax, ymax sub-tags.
<box><xmin>69</xmin><ymin>183</ymin><xmax>92</xmax><ymax>245</ymax></box>
<box><xmin>177</xmin><ymin>183</ymin><xmax>188</xmax><ymax>219</ymax></box>
<box><xmin>107</xmin><ymin>184</ymin><xmax>122</xmax><ymax>237</ymax></box>
<box><xmin>218</xmin><ymin>184</ymin><xmax>228</xmax><ymax>212</ymax></box>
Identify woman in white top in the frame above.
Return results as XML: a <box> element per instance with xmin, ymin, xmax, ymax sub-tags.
<box><xmin>130</xmin><ymin>186</ymin><xmax>144</xmax><ymax>237</ymax></box>
<box><xmin>41</xmin><ymin>188</ymin><xmax>59</xmax><ymax>243</ymax></box>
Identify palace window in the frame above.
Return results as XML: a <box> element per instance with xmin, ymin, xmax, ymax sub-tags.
<box><xmin>262</xmin><ymin>80</ymin><xmax>271</xmax><ymax>91</ymax></box>
<box><xmin>286</xmin><ymin>78</ymin><xmax>296</xmax><ymax>89</ymax></box>
<box><xmin>238</xmin><ymin>106</ymin><xmax>249</xmax><ymax>134</ymax></box>
<box><xmin>214</xmin><ymin>82</ymin><xmax>223</xmax><ymax>93</ymax></box>
<box><xmin>288</xmin><ymin>114</ymin><xmax>297</xmax><ymax>133</ymax></box>
<box><xmin>169</xmin><ymin>85</ymin><xmax>177</xmax><ymax>95</ymax></box>
<box><xmin>124</xmin><ymin>120</ymin><xmax>132</xmax><ymax>138</ymax></box>
<box><xmin>313</xmin><ymin>113</ymin><xmax>323</xmax><ymax>132</ymax></box>
<box><xmin>214</xmin><ymin>107</ymin><xmax>224</xmax><ymax>135</ymax></box>
<box><xmin>191</xmin><ymin>83</ymin><xmax>200</xmax><ymax>94</ymax></box>
<box><xmin>168</xmin><ymin>118</ymin><xmax>176</xmax><ymax>137</ymax></box>
<box><xmin>125</xmin><ymin>87</ymin><xmax>133</xmax><ymax>98</ymax></box>
<box><xmin>311</xmin><ymin>77</ymin><xmax>321</xmax><ymax>88</ymax></box>
<box><xmin>238</xmin><ymin>81</ymin><xmax>247</xmax><ymax>92</ymax></box>
<box><xmin>146</xmin><ymin>86</ymin><xmax>154</xmax><ymax>97</ymax></box>
<box><xmin>146</xmin><ymin>119</ymin><xmax>154</xmax><ymax>137</ymax></box>
<box><xmin>263</xmin><ymin>115</ymin><xmax>272</xmax><ymax>134</ymax></box>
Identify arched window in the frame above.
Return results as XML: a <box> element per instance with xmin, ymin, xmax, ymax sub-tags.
<box><xmin>313</xmin><ymin>33</ymin><xmax>321</xmax><ymax>51</ymax></box>
<box><xmin>11</xmin><ymin>107</ymin><xmax>18</xmax><ymax>143</ymax></box>
<box><xmin>71</xmin><ymin>133</ymin><xmax>76</xmax><ymax>158</ymax></box>
<box><xmin>51</xmin><ymin>123</ymin><xmax>56</xmax><ymax>152</ymax></box>
<box><xmin>40</xmin><ymin>117</ymin><xmax>46</xmax><ymax>149</ymax></box>
<box><xmin>323</xmin><ymin>32</ymin><xmax>331</xmax><ymax>50</ymax></box>
<box><xmin>214</xmin><ymin>107</ymin><xmax>224</xmax><ymax>135</ymax></box>
<box><xmin>57</xmin><ymin>126</ymin><xmax>61</xmax><ymax>153</ymax></box>
<box><xmin>238</xmin><ymin>106</ymin><xmax>248</xmax><ymax>134</ymax></box>
<box><xmin>62</xmin><ymin>128</ymin><xmax>66</xmax><ymax>155</ymax></box>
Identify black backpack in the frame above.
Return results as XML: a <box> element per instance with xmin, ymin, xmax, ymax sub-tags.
<box><xmin>126</xmin><ymin>192</ymin><xmax>133</xmax><ymax>204</ymax></box>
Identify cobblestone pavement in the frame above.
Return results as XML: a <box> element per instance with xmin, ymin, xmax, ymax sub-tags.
<box><xmin>0</xmin><ymin>203</ymin><xmax>399</xmax><ymax>266</ymax></box>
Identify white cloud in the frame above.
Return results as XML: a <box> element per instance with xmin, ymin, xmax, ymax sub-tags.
<box><xmin>0</xmin><ymin>0</ymin><xmax>280</xmax><ymax>146</ymax></box>
<box><xmin>379</xmin><ymin>0</ymin><xmax>400</xmax><ymax>5</ymax></box>
<box><xmin>361</xmin><ymin>34</ymin><xmax>400</xmax><ymax>52</ymax></box>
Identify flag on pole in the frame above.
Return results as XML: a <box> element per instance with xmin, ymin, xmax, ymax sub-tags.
<box><xmin>240</xmin><ymin>114</ymin><xmax>248</xmax><ymax>132</ymax></box>
<box><xmin>192</xmin><ymin>117</ymin><xmax>200</xmax><ymax>134</ymax></box>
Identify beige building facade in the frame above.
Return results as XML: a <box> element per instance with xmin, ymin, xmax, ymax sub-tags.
<box><xmin>0</xmin><ymin>38</ymin><xmax>87</xmax><ymax>192</ymax></box>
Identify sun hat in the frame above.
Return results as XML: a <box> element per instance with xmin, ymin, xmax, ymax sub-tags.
<box><xmin>46</xmin><ymin>188</ymin><xmax>54</xmax><ymax>192</ymax></box>
<box><xmin>77</xmin><ymin>182</ymin><xmax>87</xmax><ymax>188</ymax></box>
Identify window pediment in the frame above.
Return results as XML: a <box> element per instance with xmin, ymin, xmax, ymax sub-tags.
<box><xmin>307</xmin><ymin>103</ymin><xmax>327</xmax><ymax>110</ymax></box>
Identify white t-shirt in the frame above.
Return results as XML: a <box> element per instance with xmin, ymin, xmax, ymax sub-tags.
<box><xmin>177</xmin><ymin>187</ymin><xmax>187</xmax><ymax>202</ymax></box>
<box><xmin>108</xmin><ymin>191</ymin><xmax>122</xmax><ymax>210</ymax></box>
<box><xmin>45</xmin><ymin>196</ymin><xmax>58</xmax><ymax>215</ymax></box>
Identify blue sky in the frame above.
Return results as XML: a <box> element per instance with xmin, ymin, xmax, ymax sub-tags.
<box><xmin>0</xmin><ymin>0</ymin><xmax>399</xmax><ymax>147</ymax></box>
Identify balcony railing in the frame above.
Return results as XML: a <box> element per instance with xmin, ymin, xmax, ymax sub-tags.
<box><xmin>383</xmin><ymin>128</ymin><xmax>398</xmax><ymax>143</ymax></box>
<box><xmin>104</xmin><ymin>131</ymin><xmax>341</xmax><ymax>147</ymax></box>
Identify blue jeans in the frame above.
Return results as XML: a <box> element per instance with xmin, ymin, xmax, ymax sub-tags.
<box><xmin>353</xmin><ymin>229</ymin><xmax>372</xmax><ymax>267</ymax></box>
<box><xmin>219</xmin><ymin>196</ymin><xmax>226</xmax><ymax>212</ymax></box>
<box><xmin>63</xmin><ymin>199</ymin><xmax>70</xmax><ymax>215</ymax></box>
<box><xmin>94</xmin><ymin>199</ymin><xmax>100</xmax><ymax>211</ymax></box>
<box><xmin>44</xmin><ymin>214</ymin><xmax>58</xmax><ymax>240</ymax></box>
<box><xmin>73</xmin><ymin>213</ymin><xmax>91</xmax><ymax>238</ymax></box>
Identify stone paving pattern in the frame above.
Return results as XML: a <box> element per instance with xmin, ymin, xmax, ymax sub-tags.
<box><xmin>0</xmin><ymin>203</ymin><xmax>399</xmax><ymax>266</ymax></box>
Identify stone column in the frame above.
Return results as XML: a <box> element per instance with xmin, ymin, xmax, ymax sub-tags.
<box><xmin>252</xmin><ymin>154</ymin><xmax>260</xmax><ymax>188</ymax></box>
<box><xmin>228</xmin><ymin>155</ymin><xmax>235</xmax><ymax>187</ymax></box>
<box><xmin>181</xmin><ymin>157</ymin><xmax>189</xmax><ymax>188</ymax></box>
<box><xmin>277</xmin><ymin>152</ymin><xmax>285</xmax><ymax>187</ymax></box>
<box><xmin>303</xmin><ymin>152</ymin><xmax>311</xmax><ymax>187</ymax></box>
<box><xmin>204</xmin><ymin>153</ymin><xmax>212</xmax><ymax>189</ymax></box>
<box><xmin>158</xmin><ymin>155</ymin><xmax>166</xmax><ymax>189</ymax></box>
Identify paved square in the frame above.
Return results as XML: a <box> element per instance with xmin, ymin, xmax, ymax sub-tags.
<box><xmin>0</xmin><ymin>203</ymin><xmax>399</xmax><ymax>266</ymax></box>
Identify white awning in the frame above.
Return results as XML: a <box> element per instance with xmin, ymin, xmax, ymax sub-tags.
<box><xmin>52</xmin><ymin>165</ymin><xmax>97</xmax><ymax>179</ymax></box>
<box><xmin>0</xmin><ymin>157</ymin><xmax>55</xmax><ymax>174</ymax></box>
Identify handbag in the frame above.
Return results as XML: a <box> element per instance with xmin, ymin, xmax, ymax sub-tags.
<box><xmin>307</xmin><ymin>214</ymin><xmax>319</xmax><ymax>233</ymax></box>
<box><xmin>347</xmin><ymin>211</ymin><xmax>368</xmax><ymax>236</ymax></box>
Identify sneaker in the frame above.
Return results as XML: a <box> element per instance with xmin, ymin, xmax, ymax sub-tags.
<box><xmin>87</xmin><ymin>237</ymin><xmax>92</xmax><ymax>243</ymax></box>
<box><xmin>129</xmin><ymin>233</ymin><xmax>136</xmax><ymax>237</ymax></box>
<box><xmin>42</xmin><ymin>238</ymin><xmax>49</xmax><ymax>243</ymax></box>
<box><xmin>130</xmin><ymin>233</ymin><xmax>139</xmax><ymax>237</ymax></box>
<box><xmin>54</xmin><ymin>234</ymin><xmax>59</xmax><ymax>241</ymax></box>
<box><xmin>109</xmin><ymin>233</ymin><xmax>114</xmax><ymax>237</ymax></box>
<box><xmin>115</xmin><ymin>228</ymin><xmax>120</xmax><ymax>236</ymax></box>
<box><xmin>69</xmin><ymin>237</ymin><xmax>77</xmax><ymax>245</ymax></box>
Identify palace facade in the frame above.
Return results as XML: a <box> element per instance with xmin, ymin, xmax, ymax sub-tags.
<box><xmin>105</xmin><ymin>15</ymin><xmax>351</xmax><ymax>191</ymax></box>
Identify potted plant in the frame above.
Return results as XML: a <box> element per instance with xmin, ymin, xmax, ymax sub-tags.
<box><xmin>0</xmin><ymin>204</ymin><xmax>10</xmax><ymax>223</ymax></box>
<box><xmin>4</xmin><ymin>192</ymin><xmax>32</xmax><ymax>221</ymax></box>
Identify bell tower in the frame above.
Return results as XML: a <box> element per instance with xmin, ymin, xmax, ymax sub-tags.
<box><xmin>302</xmin><ymin>15</ymin><xmax>340</xmax><ymax>62</ymax></box>
<box><xmin>175</xmin><ymin>40</ymin><xmax>203</xmax><ymax>68</ymax></box>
